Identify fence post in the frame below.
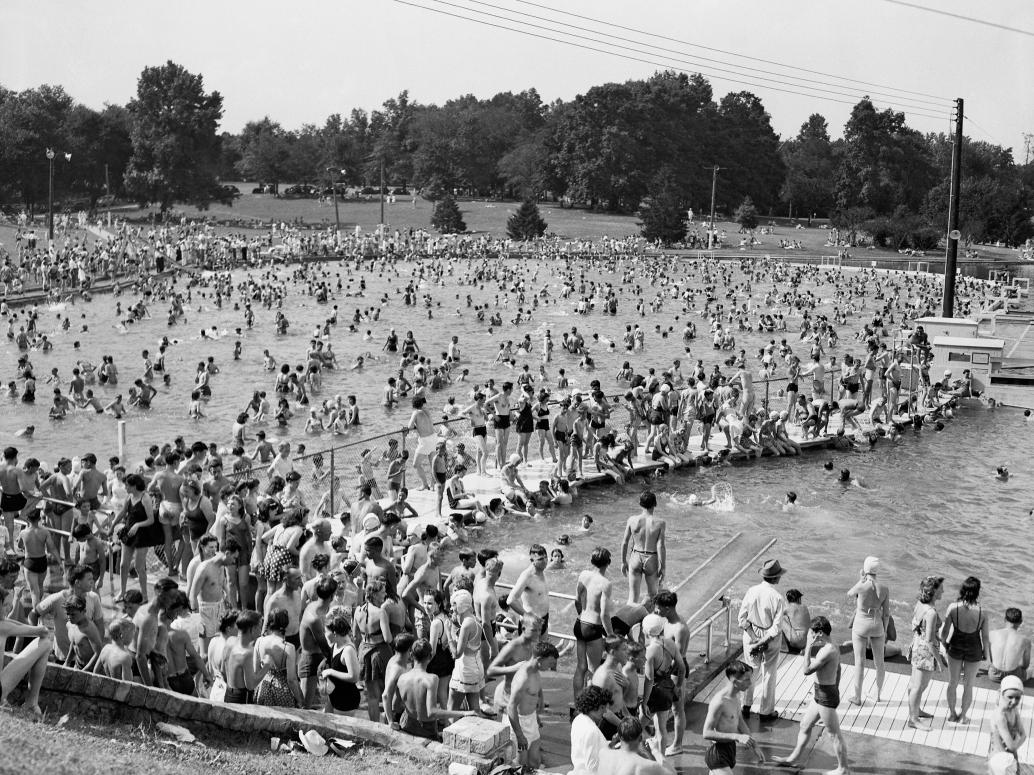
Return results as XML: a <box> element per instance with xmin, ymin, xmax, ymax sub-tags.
<box><xmin>764</xmin><ymin>376</ymin><xmax>770</xmax><ymax>412</ymax></box>
<box><xmin>329</xmin><ymin>448</ymin><xmax>335</xmax><ymax>518</ymax></box>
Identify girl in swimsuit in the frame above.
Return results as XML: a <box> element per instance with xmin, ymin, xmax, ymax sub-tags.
<box><xmin>514</xmin><ymin>385</ymin><xmax>535</xmax><ymax>464</ymax></box>
<box><xmin>847</xmin><ymin>557</ymin><xmax>890</xmax><ymax>705</ymax></box>
<box><xmin>486</xmin><ymin>383</ymin><xmax>514</xmax><ymax>470</ymax></box>
<box><xmin>461</xmin><ymin>394</ymin><xmax>489</xmax><ymax>475</ymax></box>
<box><xmin>551</xmin><ymin>400</ymin><xmax>574</xmax><ymax>480</ymax></box>
<box><xmin>533</xmin><ymin>391</ymin><xmax>555</xmax><ymax>463</ymax></box>
<box><xmin>940</xmin><ymin>576</ymin><xmax>990</xmax><ymax>724</ymax></box>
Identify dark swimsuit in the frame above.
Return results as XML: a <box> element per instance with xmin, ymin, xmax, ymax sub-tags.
<box><xmin>494</xmin><ymin>413</ymin><xmax>511</xmax><ymax>430</ymax></box>
<box><xmin>704</xmin><ymin>740</ymin><xmax>736</xmax><ymax>769</ymax></box>
<box><xmin>515</xmin><ymin>403</ymin><xmax>534</xmax><ymax>434</ymax></box>
<box><xmin>327</xmin><ymin>647</ymin><xmax>362</xmax><ymax>711</ymax></box>
<box><xmin>946</xmin><ymin>606</ymin><xmax>984</xmax><ymax>663</ymax></box>
<box><xmin>573</xmin><ymin>619</ymin><xmax>606</xmax><ymax>643</ymax></box>
<box><xmin>535</xmin><ymin>406</ymin><xmax>550</xmax><ymax>431</ymax></box>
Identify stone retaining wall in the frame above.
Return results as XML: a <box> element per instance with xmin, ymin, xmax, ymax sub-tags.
<box><xmin>30</xmin><ymin>664</ymin><xmax>496</xmax><ymax>773</ymax></box>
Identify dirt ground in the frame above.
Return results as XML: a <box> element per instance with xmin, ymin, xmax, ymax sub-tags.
<box><xmin>0</xmin><ymin>704</ymin><xmax>436</xmax><ymax>775</ymax></box>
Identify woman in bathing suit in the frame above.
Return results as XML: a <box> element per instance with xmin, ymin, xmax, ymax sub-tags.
<box><xmin>461</xmin><ymin>393</ymin><xmax>489</xmax><ymax>475</ymax></box>
<box><xmin>551</xmin><ymin>399</ymin><xmax>574</xmax><ymax>479</ymax></box>
<box><xmin>941</xmin><ymin>576</ymin><xmax>990</xmax><ymax>724</ymax></box>
<box><xmin>514</xmin><ymin>385</ymin><xmax>535</xmax><ymax>464</ymax></box>
<box><xmin>847</xmin><ymin>556</ymin><xmax>890</xmax><ymax>705</ymax></box>
<box><xmin>533</xmin><ymin>391</ymin><xmax>555</xmax><ymax>463</ymax></box>
<box><xmin>486</xmin><ymin>383</ymin><xmax>514</xmax><ymax>470</ymax></box>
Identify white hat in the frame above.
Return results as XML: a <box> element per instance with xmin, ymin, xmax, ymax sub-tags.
<box><xmin>1000</xmin><ymin>675</ymin><xmax>1025</xmax><ymax>695</ymax></box>
<box><xmin>298</xmin><ymin>729</ymin><xmax>328</xmax><ymax>756</ymax></box>
<box><xmin>362</xmin><ymin>514</ymin><xmax>381</xmax><ymax>532</ymax></box>
<box><xmin>642</xmin><ymin>613</ymin><xmax>666</xmax><ymax>637</ymax></box>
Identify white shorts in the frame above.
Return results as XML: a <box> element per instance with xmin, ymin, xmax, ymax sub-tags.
<box><xmin>416</xmin><ymin>434</ymin><xmax>437</xmax><ymax>456</ymax></box>
<box><xmin>198</xmin><ymin>600</ymin><xmax>226</xmax><ymax>638</ymax></box>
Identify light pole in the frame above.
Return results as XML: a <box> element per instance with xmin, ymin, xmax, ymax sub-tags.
<box><xmin>46</xmin><ymin>148</ymin><xmax>56</xmax><ymax>242</ymax></box>
<box><xmin>326</xmin><ymin>167</ymin><xmax>344</xmax><ymax>237</ymax></box>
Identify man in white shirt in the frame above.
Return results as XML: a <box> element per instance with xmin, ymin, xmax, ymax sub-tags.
<box><xmin>737</xmin><ymin>559</ymin><xmax>787</xmax><ymax>721</ymax></box>
<box><xmin>568</xmin><ymin>685</ymin><xmax>610</xmax><ymax>775</ymax></box>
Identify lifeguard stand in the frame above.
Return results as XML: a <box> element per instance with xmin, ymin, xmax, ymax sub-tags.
<box><xmin>819</xmin><ymin>255</ymin><xmax>841</xmax><ymax>268</ymax></box>
<box><xmin>906</xmin><ymin>260</ymin><xmax>930</xmax><ymax>274</ymax></box>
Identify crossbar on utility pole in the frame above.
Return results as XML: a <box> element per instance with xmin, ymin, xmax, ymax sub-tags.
<box><xmin>941</xmin><ymin>98</ymin><xmax>964</xmax><ymax>318</ymax></box>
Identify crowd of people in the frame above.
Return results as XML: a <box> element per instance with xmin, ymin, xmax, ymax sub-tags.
<box><xmin>0</xmin><ymin>224</ymin><xmax>1027</xmax><ymax>774</ymax></box>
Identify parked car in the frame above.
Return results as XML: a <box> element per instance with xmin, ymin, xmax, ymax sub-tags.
<box><xmin>219</xmin><ymin>184</ymin><xmax>242</xmax><ymax>199</ymax></box>
<box><xmin>282</xmin><ymin>184</ymin><xmax>319</xmax><ymax>199</ymax></box>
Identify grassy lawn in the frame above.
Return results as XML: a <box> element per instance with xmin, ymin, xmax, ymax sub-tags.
<box><xmin>0</xmin><ymin>706</ymin><xmax>431</xmax><ymax>775</ymax></box>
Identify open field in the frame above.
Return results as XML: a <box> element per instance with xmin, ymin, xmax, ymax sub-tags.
<box><xmin>2</xmin><ymin>188</ymin><xmax>1025</xmax><ymax>267</ymax></box>
<box><xmin>0</xmin><ymin>707</ymin><xmax>425</xmax><ymax>775</ymax></box>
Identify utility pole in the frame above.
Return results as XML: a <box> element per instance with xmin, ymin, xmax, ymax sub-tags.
<box><xmin>46</xmin><ymin>148</ymin><xmax>56</xmax><ymax>242</ymax></box>
<box><xmin>327</xmin><ymin>166</ymin><xmax>342</xmax><ymax>238</ymax></box>
<box><xmin>1024</xmin><ymin>132</ymin><xmax>1034</xmax><ymax>166</ymax></box>
<box><xmin>105</xmin><ymin>163</ymin><xmax>110</xmax><ymax>195</ymax></box>
<box><xmin>941</xmin><ymin>98</ymin><xmax>964</xmax><ymax>318</ymax></box>
<box><xmin>704</xmin><ymin>165</ymin><xmax>720</xmax><ymax>250</ymax></box>
<box><xmin>379</xmin><ymin>159</ymin><xmax>386</xmax><ymax>230</ymax></box>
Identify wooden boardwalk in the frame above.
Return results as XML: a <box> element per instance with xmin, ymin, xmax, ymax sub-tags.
<box><xmin>696</xmin><ymin>652</ymin><xmax>1034</xmax><ymax>764</ymax></box>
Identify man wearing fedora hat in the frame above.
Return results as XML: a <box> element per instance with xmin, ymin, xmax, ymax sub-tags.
<box><xmin>737</xmin><ymin>559</ymin><xmax>787</xmax><ymax>721</ymax></box>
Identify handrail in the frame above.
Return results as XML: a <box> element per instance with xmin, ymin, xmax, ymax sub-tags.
<box><xmin>495</xmin><ymin>580</ymin><xmax>577</xmax><ymax>603</ymax></box>
<box><xmin>682</xmin><ymin>537</ymin><xmax>777</xmax><ymax>627</ymax></box>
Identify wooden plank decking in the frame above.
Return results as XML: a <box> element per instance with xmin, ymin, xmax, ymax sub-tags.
<box><xmin>696</xmin><ymin>653</ymin><xmax>1034</xmax><ymax>764</ymax></box>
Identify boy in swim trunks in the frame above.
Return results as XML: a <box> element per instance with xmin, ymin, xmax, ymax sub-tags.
<box><xmin>702</xmin><ymin>660</ymin><xmax>764</xmax><ymax>774</ymax></box>
<box><xmin>508</xmin><ymin>640</ymin><xmax>560</xmax><ymax>770</ymax></box>
<box><xmin>774</xmin><ymin>616</ymin><xmax>848</xmax><ymax>774</ymax></box>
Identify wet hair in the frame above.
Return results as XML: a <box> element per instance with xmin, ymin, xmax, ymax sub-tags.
<box><xmin>603</xmin><ymin>636</ymin><xmax>626</xmax><ymax>654</ymax></box>
<box><xmin>918</xmin><ymin>576</ymin><xmax>944</xmax><ymax>604</ymax></box>
<box><xmin>236</xmin><ymin>610</ymin><xmax>262</xmax><ymax>634</ymax></box>
<box><xmin>725</xmin><ymin>659</ymin><xmax>753</xmax><ymax>680</ymax></box>
<box><xmin>266</xmin><ymin>608</ymin><xmax>290</xmax><ymax>634</ymax></box>
<box><xmin>325</xmin><ymin>606</ymin><xmax>352</xmax><ymax>636</ymax></box>
<box><xmin>392</xmin><ymin>632</ymin><xmax>416</xmax><ymax>654</ymax></box>
<box><xmin>639</xmin><ymin>491</ymin><xmax>657</xmax><ymax>509</ymax></box>
<box><xmin>533</xmin><ymin>641</ymin><xmax>560</xmax><ymax>660</ymax></box>
<box><xmin>786</xmin><ymin>491</ymin><xmax>797</xmax><ymax>503</ymax></box>
<box><xmin>67</xmin><ymin>563</ymin><xmax>95</xmax><ymax>587</ymax></box>
<box><xmin>1006</xmin><ymin>608</ymin><xmax>1023</xmax><ymax>625</ymax></box>
<box><xmin>958</xmin><ymin>576</ymin><xmax>981</xmax><ymax>604</ymax></box>
<box><xmin>785</xmin><ymin>589</ymin><xmax>803</xmax><ymax>604</ymax></box>
<box><xmin>219</xmin><ymin>611</ymin><xmax>240</xmax><ymax>634</ymax></box>
<box><xmin>810</xmin><ymin>615</ymin><xmax>832</xmax><ymax>635</ymax></box>
<box><xmin>411</xmin><ymin>638</ymin><xmax>433</xmax><ymax>663</ymax></box>
<box><xmin>617</xmin><ymin>717</ymin><xmax>644</xmax><ymax>743</ymax></box>
<box><xmin>574</xmin><ymin>685</ymin><xmax>612</xmax><ymax>715</ymax></box>
<box><xmin>590</xmin><ymin>547</ymin><xmax>612</xmax><ymax>569</ymax></box>
<box><xmin>653</xmin><ymin>589</ymin><xmax>678</xmax><ymax>609</ymax></box>
<box><xmin>63</xmin><ymin>593</ymin><xmax>87</xmax><ymax>616</ymax></box>
<box><xmin>315</xmin><ymin>575</ymin><xmax>339</xmax><ymax>600</ymax></box>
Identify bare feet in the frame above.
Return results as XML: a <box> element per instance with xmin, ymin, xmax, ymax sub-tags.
<box><xmin>773</xmin><ymin>758</ymin><xmax>802</xmax><ymax>769</ymax></box>
<box><xmin>30</xmin><ymin>705</ymin><xmax>43</xmax><ymax>722</ymax></box>
<box><xmin>907</xmin><ymin>718</ymin><xmax>932</xmax><ymax>731</ymax></box>
<box><xmin>917</xmin><ymin>710</ymin><xmax>933</xmax><ymax>719</ymax></box>
<box><xmin>947</xmin><ymin>710</ymin><xmax>959</xmax><ymax>722</ymax></box>
<box><xmin>663</xmin><ymin>745</ymin><xmax>684</xmax><ymax>757</ymax></box>
<box><xmin>847</xmin><ymin>696</ymin><xmax>863</xmax><ymax>706</ymax></box>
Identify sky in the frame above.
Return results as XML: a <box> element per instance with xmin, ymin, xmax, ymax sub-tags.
<box><xmin>2</xmin><ymin>0</ymin><xmax>1032</xmax><ymax>157</ymax></box>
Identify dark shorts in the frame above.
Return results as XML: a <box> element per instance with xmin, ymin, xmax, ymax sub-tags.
<box><xmin>79</xmin><ymin>496</ymin><xmax>101</xmax><ymax>511</ymax></box>
<box><xmin>360</xmin><ymin>641</ymin><xmax>392</xmax><ymax>684</ymax></box>
<box><xmin>535</xmin><ymin>419</ymin><xmax>549</xmax><ymax>431</ymax></box>
<box><xmin>1</xmin><ymin>492</ymin><xmax>26</xmax><ymax>512</ymax></box>
<box><xmin>494</xmin><ymin>414</ymin><xmax>511</xmax><ymax>430</ymax></box>
<box><xmin>573</xmin><ymin>619</ymin><xmax>606</xmax><ymax>643</ymax></box>
<box><xmin>472</xmin><ymin>426</ymin><xmax>487</xmax><ymax>438</ymax></box>
<box><xmin>814</xmin><ymin>682</ymin><xmax>840</xmax><ymax>709</ymax></box>
<box><xmin>434</xmin><ymin>471</ymin><xmax>448</xmax><ymax>485</ymax></box>
<box><xmin>704</xmin><ymin>741</ymin><xmax>736</xmax><ymax>770</ymax></box>
<box><xmin>224</xmin><ymin>686</ymin><xmax>252</xmax><ymax>704</ymax></box>
<box><xmin>399</xmin><ymin>711</ymin><xmax>440</xmax><ymax>740</ymax></box>
<box><xmin>168</xmin><ymin>670</ymin><xmax>196</xmax><ymax>697</ymax></box>
<box><xmin>786</xmin><ymin>382</ymin><xmax>798</xmax><ymax>393</ymax></box>
<box><xmin>296</xmin><ymin>650</ymin><xmax>324</xmax><ymax>679</ymax></box>
<box><xmin>24</xmin><ymin>555</ymin><xmax>48</xmax><ymax>574</ymax></box>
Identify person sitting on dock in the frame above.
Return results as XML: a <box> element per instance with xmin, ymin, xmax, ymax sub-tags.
<box><xmin>988</xmin><ymin>608</ymin><xmax>1031</xmax><ymax>683</ymax></box>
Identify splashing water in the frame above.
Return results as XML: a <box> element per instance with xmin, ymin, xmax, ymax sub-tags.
<box><xmin>710</xmin><ymin>482</ymin><xmax>736</xmax><ymax>512</ymax></box>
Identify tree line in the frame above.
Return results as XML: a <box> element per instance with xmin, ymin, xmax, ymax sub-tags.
<box><xmin>1</xmin><ymin>61</ymin><xmax>1031</xmax><ymax>246</ymax></box>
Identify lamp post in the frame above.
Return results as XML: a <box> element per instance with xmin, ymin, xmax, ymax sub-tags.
<box><xmin>46</xmin><ymin>148</ymin><xmax>56</xmax><ymax>242</ymax></box>
<box><xmin>326</xmin><ymin>167</ymin><xmax>344</xmax><ymax>237</ymax></box>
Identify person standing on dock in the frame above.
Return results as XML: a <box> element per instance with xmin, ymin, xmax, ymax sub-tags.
<box><xmin>773</xmin><ymin>616</ymin><xmax>849</xmax><ymax>774</ymax></box>
<box><xmin>507</xmin><ymin>544</ymin><xmax>551</xmax><ymax>633</ymax></box>
<box><xmin>620</xmin><ymin>491</ymin><xmax>666</xmax><ymax>605</ymax></box>
<box><xmin>738</xmin><ymin>559</ymin><xmax>787</xmax><ymax>721</ymax></box>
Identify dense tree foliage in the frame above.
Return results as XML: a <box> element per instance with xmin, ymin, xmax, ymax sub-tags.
<box><xmin>123</xmin><ymin>61</ymin><xmax>224</xmax><ymax>211</ymax></box>
<box><xmin>638</xmin><ymin>168</ymin><xmax>689</xmax><ymax>245</ymax></box>
<box><xmin>1</xmin><ymin>69</ymin><xmax>1031</xmax><ymax>244</ymax></box>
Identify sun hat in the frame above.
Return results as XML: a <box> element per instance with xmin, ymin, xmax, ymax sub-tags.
<box><xmin>298</xmin><ymin>729</ymin><xmax>328</xmax><ymax>756</ymax></box>
<box><xmin>760</xmin><ymin>559</ymin><xmax>786</xmax><ymax>579</ymax></box>
<box><xmin>508</xmin><ymin>453</ymin><xmax>522</xmax><ymax>465</ymax></box>
<box><xmin>863</xmin><ymin>556</ymin><xmax>881</xmax><ymax>574</ymax></box>
<box><xmin>642</xmin><ymin>614</ymin><xmax>666</xmax><ymax>637</ymax></box>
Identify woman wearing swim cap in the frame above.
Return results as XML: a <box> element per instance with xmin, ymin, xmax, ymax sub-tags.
<box><xmin>846</xmin><ymin>556</ymin><xmax>890</xmax><ymax>705</ymax></box>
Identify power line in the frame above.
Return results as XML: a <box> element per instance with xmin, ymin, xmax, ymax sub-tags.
<box><xmin>879</xmin><ymin>0</ymin><xmax>1034</xmax><ymax>38</ymax></box>
<box><xmin>462</xmin><ymin>0</ymin><xmax>950</xmax><ymax>110</ymax></box>
<box><xmin>394</xmin><ymin>0</ymin><xmax>949</xmax><ymax>122</ymax></box>
<box><xmin>511</xmin><ymin>0</ymin><xmax>954</xmax><ymax>102</ymax></box>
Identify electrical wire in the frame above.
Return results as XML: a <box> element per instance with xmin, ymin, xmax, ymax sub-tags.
<box><xmin>461</xmin><ymin>0</ymin><xmax>950</xmax><ymax>110</ymax></box>
<box><xmin>393</xmin><ymin>0</ymin><xmax>949</xmax><ymax>122</ymax></box>
<box><xmin>511</xmin><ymin>0</ymin><xmax>954</xmax><ymax>101</ymax></box>
<box><xmin>879</xmin><ymin>0</ymin><xmax>1034</xmax><ymax>38</ymax></box>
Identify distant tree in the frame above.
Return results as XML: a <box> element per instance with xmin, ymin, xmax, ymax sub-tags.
<box><xmin>431</xmin><ymin>194</ymin><xmax>466</xmax><ymax>234</ymax></box>
<box><xmin>779</xmin><ymin>113</ymin><xmax>837</xmax><ymax>220</ymax></box>
<box><xmin>638</xmin><ymin>169</ymin><xmax>688</xmax><ymax>245</ymax></box>
<box><xmin>235</xmin><ymin>117</ymin><xmax>292</xmax><ymax>194</ymax></box>
<box><xmin>123</xmin><ymin>61</ymin><xmax>224</xmax><ymax>212</ymax></box>
<box><xmin>506</xmin><ymin>198</ymin><xmax>548</xmax><ymax>240</ymax></box>
<box><xmin>0</xmin><ymin>85</ymin><xmax>75</xmax><ymax>212</ymax></box>
<box><xmin>734</xmin><ymin>196</ymin><xmax>759</xmax><ymax>231</ymax></box>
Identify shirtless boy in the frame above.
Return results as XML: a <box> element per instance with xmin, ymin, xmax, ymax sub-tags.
<box><xmin>620</xmin><ymin>491</ymin><xmax>666</xmax><ymax>604</ymax></box>
<box><xmin>774</xmin><ymin>616</ymin><xmax>849</xmax><ymax>774</ymax></box>
<box><xmin>508</xmin><ymin>640</ymin><xmax>561</xmax><ymax>770</ymax></box>
<box><xmin>93</xmin><ymin>617</ymin><xmax>136</xmax><ymax>680</ymax></box>
<box><xmin>507</xmin><ymin>544</ymin><xmax>550</xmax><ymax>633</ymax></box>
<box><xmin>702</xmin><ymin>660</ymin><xmax>764</xmax><ymax>773</ymax></box>
<box><xmin>573</xmin><ymin>547</ymin><xmax>614</xmax><ymax>698</ymax></box>
<box><xmin>488</xmin><ymin>612</ymin><xmax>542</xmax><ymax>714</ymax></box>
<box><xmin>396</xmin><ymin>638</ymin><xmax>477</xmax><ymax>739</ymax></box>
<box><xmin>187</xmin><ymin>538</ymin><xmax>240</xmax><ymax>648</ymax></box>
